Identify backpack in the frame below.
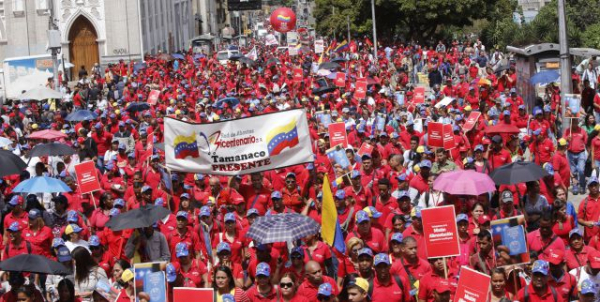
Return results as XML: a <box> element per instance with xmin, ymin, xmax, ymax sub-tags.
<box><xmin>523</xmin><ymin>285</ymin><xmax>557</xmax><ymax>302</ymax></box>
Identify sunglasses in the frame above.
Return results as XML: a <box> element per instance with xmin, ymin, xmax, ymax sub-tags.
<box><xmin>280</xmin><ymin>282</ymin><xmax>294</xmax><ymax>289</ymax></box>
<box><xmin>286</xmin><ymin>180</ymin><xmax>295</xmax><ymax>184</ymax></box>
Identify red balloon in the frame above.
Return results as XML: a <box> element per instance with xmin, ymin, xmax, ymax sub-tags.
<box><xmin>269</xmin><ymin>7</ymin><xmax>296</xmax><ymax>33</ymax></box>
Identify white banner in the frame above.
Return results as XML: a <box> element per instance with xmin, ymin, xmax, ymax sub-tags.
<box><xmin>165</xmin><ymin>109</ymin><xmax>314</xmax><ymax>175</ymax></box>
<box><xmin>315</xmin><ymin>39</ymin><xmax>325</xmax><ymax>54</ymax></box>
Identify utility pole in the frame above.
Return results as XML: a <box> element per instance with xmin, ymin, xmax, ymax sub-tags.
<box><xmin>347</xmin><ymin>15</ymin><xmax>350</xmax><ymax>42</ymax></box>
<box><xmin>557</xmin><ymin>0</ymin><xmax>571</xmax><ymax>131</ymax></box>
<box><xmin>47</xmin><ymin>0</ymin><xmax>60</xmax><ymax>92</ymax></box>
<box><xmin>332</xmin><ymin>7</ymin><xmax>336</xmax><ymax>39</ymax></box>
<box><xmin>371</xmin><ymin>0</ymin><xmax>377</xmax><ymax>62</ymax></box>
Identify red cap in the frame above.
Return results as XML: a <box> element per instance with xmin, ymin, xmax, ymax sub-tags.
<box><xmin>433</xmin><ymin>281</ymin><xmax>452</xmax><ymax>293</ymax></box>
<box><xmin>77</xmin><ymin>137</ymin><xmax>85</xmax><ymax>144</ymax></box>
<box><xmin>478</xmin><ymin>215</ymin><xmax>491</xmax><ymax>225</ymax></box>
<box><xmin>589</xmin><ymin>251</ymin><xmax>600</xmax><ymax>269</ymax></box>
<box><xmin>545</xmin><ymin>249</ymin><xmax>565</xmax><ymax>265</ymax></box>
<box><xmin>317</xmin><ymin>166</ymin><xmax>328</xmax><ymax>174</ymax></box>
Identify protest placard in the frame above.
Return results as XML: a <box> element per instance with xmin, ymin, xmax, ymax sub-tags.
<box><xmin>428</xmin><ymin>122</ymin><xmax>444</xmax><ymax>148</ymax></box>
<box><xmin>490</xmin><ymin>215</ymin><xmax>530</xmax><ymax>267</ymax></box>
<box><xmin>74</xmin><ymin>161</ymin><xmax>101</xmax><ymax>194</ymax></box>
<box><xmin>455</xmin><ymin>267</ymin><xmax>491</xmax><ymax>302</ymax></box>
<box><xmin>462</xmin><ymin>111</ymin><xmax>481</xmax><ymax>132</ymax></box>
<box><xmin>134</xmin><ymin>262</ymin><xmax>167</xmax><ymax>302</ymax></box>
<box><xmin>357</xmin><ymin>142</ymin><xmax>374</xmax><ymax>157</ymax></box>
<box><xmin>293</xmin><ymin>68</ymin><xmax>303</xmax><ymax>84</ymax></box>
<box><xmin>421</xmin><ymin>205</ymin><xmax>460</xmax><ymax>258</ymax></box>
<box><xmin>355</xmin><ymin>80</ymin><xmax>367</xmax><ymax>99</ymax></box>
<box><xmin>147</xmin><ymin>90</ymin><xmax>160</xmax><ymax>105</ymax></box>
<box><xmin>328</xmin><ymin>122</ymin><xmax>348</xmax><ymax>148</ymax></box>
<box><xmin>413</xmin><ymin>86</ymin><xmax>425</xmax><ymax>104</ymax></box>
<box><xmin>173</xmin><ymin>288</ymin><xmax>214</xmax><ymax>302</ymax></box>
<box><xmin>327</xmin><ymin>144</ymin><xmax>351</xmax><ymax>170</ymax></box>
<box><xmin>315</xmin><ymin>39</ymin><xmax>325</xmax><ymax>53</ymax></box>
<box><xmin>442</xmin><ymin>123</ymin><xmax>456</xmax><ymax>150</ymax></box>
<box><xmin>335</xmin><ymin>73</ymin><xmax>346</xmax><ymax>87</ymax></box>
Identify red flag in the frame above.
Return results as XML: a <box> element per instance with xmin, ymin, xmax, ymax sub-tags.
<box><xmin>365</xmin><ymin>38</ymin><xmax>373</xmax><ymax>47</ymax></box>
<box><xmin>349</xmin><ymin>40</ymin><xmax>357</xmax><ymax>53</ymax></box>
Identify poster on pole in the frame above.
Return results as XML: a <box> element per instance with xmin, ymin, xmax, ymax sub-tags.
<box><xmin>133</xmin><ymin>262</ymin><xmax>167</xmax><ymax>302</ymax></box>
<box><xmin>454</xmin><ymin>267</ymin><xmax>491</xmax><ymax>302</ymax></box>
<box><xmin>421</xmin><ymin>205</ymin><xmax>460</xmax><ymax>258</ymax></box>
<box><xmin>147</xmin><ymin>90</ymin><xmax>160</xmax><ymax>105</ymax></box>
<box><xmin>293</xmin><ymin>68</ymin><xmax>303</xmax><ymax>84</ymax></box>
<box><xmin>173</xmin><ymin>288</ymin><xmax>214</xmax><ymax>302</ymax></box>
<box><xmin>315</xmin><ymin>39</ymin><xmax>325</xmax><ymax>54</ymax></box>
<box><xmin>74</xmin><ymin>161</ymin><xmax>101</xmax><ymax>194</ymax></box>
<box><xmin>335</xmin><ymin>73</ymin><xmax>346</xmax><ymax>87</ymax></box>
<box><xmin>357</xmin><ymin>142</ymin><xmax>374</xmax><ymax>157</ymax></box>
<box><xmin>326</xmin><ymin>145</ymin><xmax>351</xmax><ymax>170</ymax></box>
<box><xmin>328</xmin><ymin>122</ymin><xmax>348</xmax><ymax>148</ymax></box>
<box><xmin>286</xmin><ymin>32</ymin><xmax>299</xmax><ymax>45</ymax></box>
<box><xmin>355</xmin><ymin>80</ymin><xmax>367</xmax><ymax>99</ymax></box>
<box><xmin>490</xmin><ymin>215</ymin><xmax>530</xmax><ymax>267</ymax></box>
<box><xmin>442</xmin><ymin>123</ymin><xmax>456</xmax><ymax>150</ymax></box>
<box><xmin>428</xmin><ymin>122</ymin><xmax>444</xmax><ymax>148</ymax></box>
<box><xmin>462</xmin><ymin>111</ymin><xmax>482</xmax><ymax>132</ymax></box>
<box><xmin>565</xmin><ymin>94</ymin><xmax>582</xmax><ymax>118</ymax></box>
<box><xmin>413</xmin><ymin>87</ymin><xmax>425</xmax><ymax>104</ymax></box>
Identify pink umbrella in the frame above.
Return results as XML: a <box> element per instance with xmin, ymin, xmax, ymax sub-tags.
<box><xmin>433</xmin><ymin>170</ymin><xmax>496</xmax><ymax>196</ymax></box>
<box><xmin>28</xmin><ymin>130</ymin><xmax>68</xmax><ymax>140</ymax></box>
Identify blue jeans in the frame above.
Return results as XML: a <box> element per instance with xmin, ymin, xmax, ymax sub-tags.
<box><xmin>96</xmin><ymin>157</ymin><xmax>105</xmax><ymax>173</ymax></box>
<box><xmin>568</xmin><ymin>151</ymin><xmax>587</xmax><ymax>190</ymax></box>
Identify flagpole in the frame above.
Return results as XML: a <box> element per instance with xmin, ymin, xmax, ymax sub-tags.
<box><xmin>371</xmin><ymin>0</ymin><xmax>377</xmax><ymax>62</ymax></box>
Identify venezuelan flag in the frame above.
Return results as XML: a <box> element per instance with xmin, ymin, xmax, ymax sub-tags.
<box><xmin>277</xmin><ymin>15</ymin><xmax>291</xmax><ymax>22</ymax></box>
<box><xmin>173</xmin><ymin>133</ymin><xmax>200</xmax><ymax>159</ymax></box>
<box><xmin>322</xmin><ymin>174</ymin><xmax>346</xmax><ymax>253</ymax></box>
<box><xmin>266</xmin><ymin>118</ymin><xmax>299</xmax><ymax>156</ymax></box>
<box><xmin>334</xmin><ymin>40</ymin><xmax>349</xmax><ymax>53</ymax></box>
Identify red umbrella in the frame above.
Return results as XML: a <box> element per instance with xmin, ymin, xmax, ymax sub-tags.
<box><xmin>484</xmin><ymin>124</ymin><xmax>520</xmax><ymax>134</ymax></box>
<box><xmin>28</xmin><ymin>130</ymin><xmax>68</xmax><ymax>140</ymax></box>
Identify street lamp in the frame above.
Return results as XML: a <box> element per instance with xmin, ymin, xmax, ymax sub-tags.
<box><xmin>371</xmin><ymin>0</ymin><xmax>377</xmax><ymax>62</ymax></box>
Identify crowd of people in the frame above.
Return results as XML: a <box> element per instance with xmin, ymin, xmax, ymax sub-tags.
<box><xmin>0</xmin><ymin>33</ymin><xmax>600</xmax><ymax>302</ymax></box>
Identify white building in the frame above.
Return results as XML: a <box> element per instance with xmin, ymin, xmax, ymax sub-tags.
<box><xmin>0</xmin><ymin>0</ymin><xmax>194</xmax><ymax>77</ymax></box>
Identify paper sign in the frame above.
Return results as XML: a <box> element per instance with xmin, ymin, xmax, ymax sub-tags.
<box><xmin>328</xmin><ymin>122</ymin><xmax>348</xmax><ymax>148</ymax></box>
<box><xmin>287</xmin><ymin>32</ymin><xmax>299</xmax><ymax>45</ymax></box>
<box><xmin>265</xmin><ymin>34</ymin><xmax>279</xmax><ymax>46</ymax></box>
<box><xmin>74</xmin><ymin>161</ymin><xmax>101</xmax><ymax>194</ymax></box>
<box><xmin>357</xmin><ymin>142</ymin><xmax>374</xmax><ymax>157</ymax></box>
<box><xmin>435</xmin><ymin>96</ymin><xmax>454</xmax><ymax>109</ymax></box>
<box><xmin>318</xmin><ymin>112</ymin><xmax>332</xmax><ymax>128</ymax></box>
<box><xmin>355</xmin><ymin>80</ymin><xmax>367</xmax><ymax>99</ymax></box>
<box><xmin>428</xmin><ymin>122</ymin><xmax>444</xmax><ymax>148</ymax></box>
<box><xmin>173</xmin><ymin>288</ymin><xmax>214</xmax><ymax>302</ymax></box>
<box><xmin>442</xmin><ymin>123</ymin><xmax>456</xmax><ymax>150</ymax></box>
<box><xmin>327</xmin><ymin>145</ymin><xmax>351</xmax><ymax>169</ymax></box>
<box><xmin>293</xmin><ymin>68</ymin><xmax>303</xmax><ymax>84</ymax></box>
<box><xmin>335</xmin><ymin>73</ymin><xmax>346</xmax><ymax>87</ymax></box>
<box><xmin>134</xmin><ymin>262</ymin><xmax>167</xmax><ymax>301</ymax></box>
<box><xmin>289</xmin><ymin>46</ymin><xmax>299</xmax><ymax>56</ymax></box>
<box><xmin>315</xmin><ymin>39</ymin><xmax>325</xmax><ymax>54</ymax></box>
<box><xmin>462</xmin><ymin>111</ymin><xmax>481</xmax><ymax>132</ymax></box>
<box><xmin>143</xmin><ymin>272</ymin><xmax>167</xmax><ymax>302</ymax></box>
<box><xmin>490</xmin><ymin>215</ymin><xmax>530</xmax><ymax>267</ymax></box>
<box><xmin>455</xmin><ymin>267</ymin><xmax>491</xmax><ymax>302</ymax></box>
<box><xmin>413</xmin><ymin>87</ymin><xmax>425</xmax><ymax>104</ymax></box>
<box><xmin>421</xmin><ymin>205</ymin><xmax>461</xmax><ymax>258</ymax></box>
<box><xmin>565</xmin><ymin>94</ymin><xmax>581</xmax><ymax>117</ymax></box>
<box><xmin>148</xmin><ymin>90</ymin><xmax>160</xmax><ymax>105</ymax></box>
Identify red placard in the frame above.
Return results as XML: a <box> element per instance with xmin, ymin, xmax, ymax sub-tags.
<box><xmin>421</xmin><ymin>205</ymin><xmax>460</xmax><ymax>258</ymax></box>
<box><xmin>462</xmin><ymin>111</ymin><xmax>481</xmax><ymax>132</ymax></box>
<box><xmin>428</xmin><ymin>122</ymin><xmax>444</xmax><ymax>148</ymax></box>
<box><xmin>74</xmin><ymin>161</ymin><xmax>101</xmax><ymax>194</ymax></box>
<box><xmin>147</xmin><ymin>90</ymin><xmax>160</xmax><ymax>105</ymax></box>
<box><xmin>413</xmin><ymin>87</ymin><xmax>425</xmax><ymax>104</ymax></box>
<box><xmin>442</xmin><ymin>123</ymin><xmax>456</xmax><ymax>150</ymax></box>
<box><xmin>173</xmin><ymin>288</ymin><xmax>214</xmax><ymax>302</ymax></box>
<box><xmin>355</xmin><ymin>80</ymin><xmax>367</xmax><ymax>99</ymax></box>
<box><xmin>357</xmin><ymin>142</ymin><xmax>374</xmax><ymax>157</ymax></box>
<box><xmin>454</xmin><ymin>267</ymin><xmax>491</xmax><ymax>302</ymax></box>
<box><xmin>335</xmin><ymin>73</ymin><xmax>346</xmax><ymax>87</ymax></box>
<box><xmin>328</xmin><ymin>122</ymin><xmax>348</xmax><ymax>148</ymax></box>
<box><xmin>293</xmin><ymin>68</ymin><xmax>303</xmax><ymax>84</ymax></box>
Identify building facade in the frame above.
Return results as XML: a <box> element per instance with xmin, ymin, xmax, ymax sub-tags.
<box><xmin>0</xmin><ymin>0</ymin><xmax>194</xmax><ymax>76</ymax></box>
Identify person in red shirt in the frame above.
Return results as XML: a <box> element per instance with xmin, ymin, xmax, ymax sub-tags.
<box><xmin>174</xmin><ymin>242</ymin><xmax>208</xmax><ymax>288</ymax></box>
<box><xmin>115</xmin><ymin>269</ymin><xmax>135</xmax><ymax>302</ymax></box>
<box><xmin>281</xmin><ymin>173</ymin><xmax>305</xmax><ymax>213</ymax></box>
<box><xmin>390</xmin><ymin>236</ymin><xmax>431</xmax><ymax>285</ymax></box>
<box><xmin>402</xmin><ymin>208</ymin><xmax>427</xmax><ymax>260</ymax></box>
<box><xmin>546</xmin><ymin>249</ymin><xmax>578</xmax><ymax>301</ymax></box>
<box><xmin>296</xmin><ymin>261</ymin><xmax>339</xmax><ymax>301</ymax></box>
<box><xmin>527</xmin><ymin>212</ymin><xmax>566</xmax><ymax>258</ymax></box>
<box><xmin>3</xmin><ymin>195</ymin><xmax>29</xmax><ymax>235</ymax></box>
<box><xmin>238</xmin><ymin>172</ymin><xmax>272</xmax><ymax>215</ymax></box>
<box><xmin>469</xmin><ymin>230</ymin><xmax>496</xmax><ymax>274</ymax></box>
<box><xmin>166</xmin><ymin>211</ymin><xmax>202</xmax><ymax>262</ymax></box>
<box><xmin>346</xmin><ymin>211</ymin><xmax>386</xmax><ymax>253</ymax></box>
<box><xmin>488</xmin><ymin>135</ymin><xmax>512</xmax><ymax>171</ymax></box>
<box><xmin>419</xmin><ymin>257</ymin><xmax>458</xmax><ymax>302</ymax></box>
<box><xmin>564</xmin><ymin>123</ymin><xmax>588</xmax><ymax>194</ymax></box>
<box><xmin>409</xmin><ymin>160</ymin><xmax>431</xmax><ymax>194</ymax></box>
<box><xmin>565</xmin><ymin>228</ymin><xmax>596</xmax><ymax>271</ymax></box>
<box><xmin>372</xmin><ymin>253</ymin><xmax>411</xmax><ymax>302</ymax></box>
<box><xmin>23</xmin><ymin>209</ymin><xmax>52</xmax><ymax>258</ymax></box>
<box><xmin>515</xmin><ymin>260</ymin><xmax>564</xmax><ymax>302</ymax></box>
<box><xmin>529</xmin><ymin>131</ymin><xmax>555</xmax><ymax>166</ymax></box>
<box><xmin>246</xmin><ymin>262</ymin><xmax>278</xmax><ymax>302</ymax></box>
<box><xmin>2</xmin><ymin>222</ymin><xmax>31</xmax><ymax>260</ymax></box>
<box><xmin>91</xmin><ymin>122</ymin><xmax>113</xmax><ymax>171</ymax></box>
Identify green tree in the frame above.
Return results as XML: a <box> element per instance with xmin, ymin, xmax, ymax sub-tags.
<box><xmin>581</xmin><ymin>23</ymin><xmax>600</xmax><ymax>49</ymax></box>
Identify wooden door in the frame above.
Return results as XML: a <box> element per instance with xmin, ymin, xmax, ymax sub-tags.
<box><xmin>69</xmin><ymin>16</ymin><xmax>99</xmax><ymax>79</ymax></box>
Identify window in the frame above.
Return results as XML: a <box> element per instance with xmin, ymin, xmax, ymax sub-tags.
<box><xmin>0</xmin><ymin>0</ymin><xmax>4</xmax><ymax>15</ymax></box>
<box><xmin>36</xmin><ymin>0</ymin><xmax>48</xmax><ymax>10</ymax></box>
<box><xmin>13</xmin><ymin>0</ymin><xmax>24</xmax><ymax>15</ymax></box>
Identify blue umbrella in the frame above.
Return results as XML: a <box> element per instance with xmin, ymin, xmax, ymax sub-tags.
<box><xmin>133</xmin><ymin>62</ymin><xmax>147</xmax><ymax>72</ymax></box>
<box><xmin>193</xmin><ymin>54</ymin><xmax>205</xmax><ymax>60</ymax></box>
<box><xmin>172</xmin><ymin>53</ymin><xmax>185</xmax><ymax>60</ymax></box>
<box><xmin>215</xmin><ymin>97</ymin><xmax>240</xmax><ymax>109</ymax></box>
<box><xmin>529</xmin><ymin>70</ymin><xmax>560</xmax><ymax>85</ymax></box>
<box><xmin>65</xmin><ymin>110</ymin><xmax>97</xmax><ymax>122</ymax></box>
<box><xmin>13</xmin><ymin>176</ymin><xmax>71</xmax><ymax>193</ymax></box>
<box><xmin>246</xmin><ymin>213</ymin><xmax>320</xmax><ymax>244</ymax></box>
<box><xmin>126</xmin><ymin>102</ymin><xmax>151</xmax><ymax>112</ymax></box>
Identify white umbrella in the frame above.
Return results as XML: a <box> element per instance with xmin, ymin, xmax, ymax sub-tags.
<box><xmin>6</xmin><ymin>70</ymin><xmax>53</xmax><ymax>99</ymax></box>
<box><xmin>18</xmin><ymin>86</ymin><xmax>63</xmax><ymax>101</ymax></box>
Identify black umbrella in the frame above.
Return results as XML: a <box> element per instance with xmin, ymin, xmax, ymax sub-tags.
<box><xmin>331</xmin><ymin>57</ymin><xmax>347</xmax><ymax>63</ymax></box>
<box><xmin>228</xmin><ymin>54</ymin><xmax>243</xmax><ymax>61</ymax></box>
<box><xmin>490</xmin><ymin>161</ymin><xmax>549</xmax><ymax>185</ymax></box>
<box><xmin>312</xmin><ymin>86</ymin><xmax>337</xmax><ymax>95</ymax></box>
<box><xmin>0</xmin><ymin>254</ymin><xmax>71</xmax><ymax>275</ymax></box>
<box><xmin>125</xmin><ymin>102</ymin><xmax>151</xmax><ymax>113</ymax></box>
<box><xmin>106</xmin><ymin>205</ymin><xmax>171</xmax><ymax>231</ymax></box>
<box><xmin>0</xmin><ymin>150</ymin><xmax>27</xmax><ymax>177</ymax></box>
<box><xmin>239</xmin><ymin>57</ymin><xmax>256</xmax><ymax>66</ymax></box>
<box><xmin>266</xmin><ymin>58</ymin><xmax>280</xmax><ymax>65</ymax></box>
<box><xmin>318</xmin><ymin>62</ymin><xmax>341</xmax><ymax>70</ymax></box>
<box><xmin>29</xmin><ymin>142</ymin><xmax>76</xmax><ymax>158</ymax></box>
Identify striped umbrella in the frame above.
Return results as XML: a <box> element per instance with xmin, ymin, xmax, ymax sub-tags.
<box><xmin>246</xmin><ymin>213</ymin><xmax>320</xmax><ymax>244</ymax></box>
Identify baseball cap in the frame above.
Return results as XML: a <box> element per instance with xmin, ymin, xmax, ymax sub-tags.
<box><xmin>546</xmin><ymin>249</ymin><xmax>565</xmax><ymax>265</ymax></box>
<box><xmin>588</xmin><ymin>177</ymin><xmax>600</xmax><ymax>186</ymax></box>
<box><xmin>456</xmin><ymin>213</ymin><xmax>469</xmax><ymax>223</ymax></box>
<box><xmin>397</xmin><ymin>173</ymin><xmax>408</xmax><ymax>181</ymax></box>
<box><xmin>531</xmin><ymin>260</ymin><xmax>550</xmax><ymax>275</ymax></box>
<box><xmin>363</xmin><ymin>206</ymin><xmax>382</xmax><ymax>219</ymax></box>
<box><xmin>374</xmin><ymin>253</ymin><xmax>391</xmax><ymax>266</ymax></box>
<box><xmin>411</xmin><ymin>206</ymin><xmax>423</xmax><ymax>219</ymax></box>
<box><xmin>350</xmin><ymin>170</ymin><xmax>361</xmax><ymax>179</ymax></box>
<box><xmin>217</xmin><ymin>242</ymin><xmax>231</xmax><ymax>254</ymax></box>
<box><xmin>176</xmin><ymin>211</ymin><xmax>189</xmax><ymax>220</ymax></box>
<box><xmin>7</xmin><ymin>222</ymin><xmax>21</xmax><ymax>232</ymax></box>
<box><xmin>580</xmin><ymin>279</ymin><xmax>596</xmax><ymax>295</ymax></box>
<box><xmin>433</xmin><ymin>282</ymin><xmax>452</xmax><ymax>293</ymax></box>
<box><xmin>65</xmin><ymin>224</ymin><xmax>82</xmax><ymax>235</ymax></box>
<box><xmin>478</xmin><ymin>215</ymin><xmax>491</xmax><ymax>225</ymax></box>
<box><xmin>121</xmin><ymin>269</ymin><xmax>134</xmax><ymax>282</ymax></box>
<box><xmin>271</xmin><ymin>191</ymin><xmax>282</xmax><ymax>199</ymax></box>
<box><xmin>543</xmin><ymin>163</ymin><xmax>554</xmax><ymax>176</ymax></box>
<box><xmin>334</xmin><ymin>190</ymin><xmax>346</xmax><ymax>199</ymax></box>
<box><xmin>175</xmin><ymin>242</ymin><xmax>189</xmax><ymax>258</ymax></box>
<box><xmin>222</xmin><ymin>294</ymin><xmax>235</xmax><ymax>302</ymax></box>
<box><xmin>224</xmin><ymin>212</ymin><xmax>236</xmax><ymax>223</ymax></box>
<box><xmin>357</xmin><ymin>247</ymin><xmax>374</xmax><ymax>258</ymax></box>
<box><xmin>199</xmin><ymin>206</ymin><xmax>211</xmax><ymax>217</ymax></box>
<box><xmin>256</xmin><ymin>262</ymin><xmax>271</xmax><ymax>277</ymax></box>
<box><xmin>491</xmin><ymin>135</ymin><xmax>503</xmax><ymax>144</ymax></box>
<box><xmin>474</xmin><ymin>144</ymin><xmax>485</xmax><ymax>152</ymax></box>
<box><xmin>558</xmin><ymin>138</ymin><xmax>568</xmax><ymax>146</ymax></box>
<box><xmin>533</xmin><ymin>128</ymin><xmax>542</xmax><ymax>135</ymax></box>
<box><xmin>166</xmin><ymin>263</ymin><xmax>178</xmax><ymax>283</ymax></box>
<box><xmin>154</xmin><ymin>198</ymin><xmax>164</xmax><ymax>207</ymax></box>
<box><xmin>28</xmin><ymin>209</ymin><xmax>42</xmax><ymax>220</ymax></box>
<box><xmin>390</xmin><ymin>233</ymin><xmax>404</xmax><ymax>243</ymax></box>
<box><xmin>247</xmin><ymin>208</ymin><xmax>259</xmax><ymax>217</ymax></box>
<box><xmin>518</xmin><ymin>105</ymin><xmax>525</xmax><ymax>110</ymax></box>
<box><xmin>180</xmin><ymin>193</ymin><xmax>190</xmax><ymax>199</ymax></box>
<box><xmin>194</xmin><ymin>173</ymin><xmax>205</xmax><ymax>181</ymax></box>
<box><xmin>392</xmin><ymin>190</ymin><xmax>410</xmax><ymax>200</ymax></box>
<box><xmin>9</xmin><ymin>195</ymin><xmax>24</xmax><ymax>206</ymax></box>
<box><xmin>52</xmin><ymin>238</ymin><xmax>65</xmax><ymax>248</ymax></box>
<box><xmin>89</xmin><ymin>235</ymin><xmax>101</xmax><ymax>247</ymax></box>
<box><xmin>534</xmin><ymin>108</ymin><xmax>542</xmax><ymax>115</ymax></box>
<box><xmin>114</xmin><ymin>198</ymin><xmax>125</xmax><ymax>208</ymax></box>
<box><xmin>291</xmin><ymin>246</ymin><xmax>305</xmax><ymax>257</ymax></box>
<box><xmin>318</xmin><ymin>283</ymin><xmax>332</xmax><ymax>297</ymax></box>
<box><xmin>349</xmin><ymin>277</ymin><xmax>370</xmax><ymax>293</ymax></box>
<box><xmin>569</xmin><ymin>228</ymin><xmax>584</xmax><ymax>239</ymax></box>
<box><xmin>56</xmin><ymin>246</ymin><xmax>72</xmax><ymax>262</ymax></box>
<box><xmin>67</xmin><ymin>210</ymin><xmax>79</xmax><ymax>223</ymax></box>
<box><xmin>419</xmin><ymin>160</ymin><xmax>432</xmax><ymax>169</ymax></box>
<box><xmin>356</xmin><ymin>210</ymin><xmax>370</xmax><ymax>224</ymax></box>
<box><xmin>503</xmin><ymin>110</ymin><xmax>511</xmax><ymax>116</ymax></box>
<box><xmin>501</xmin><ymin>190</ymin><xmax>513</xmax><ymax>203</ymax></box>
<box><xmin>141</xmin><ymin>185</ymin><xmax>152</xmax><ymax>193</ymax></box>
<box><xmin>109</xmin><ymin>208</ymin><xmax>120</xmax><ymax>217</ymax></box>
